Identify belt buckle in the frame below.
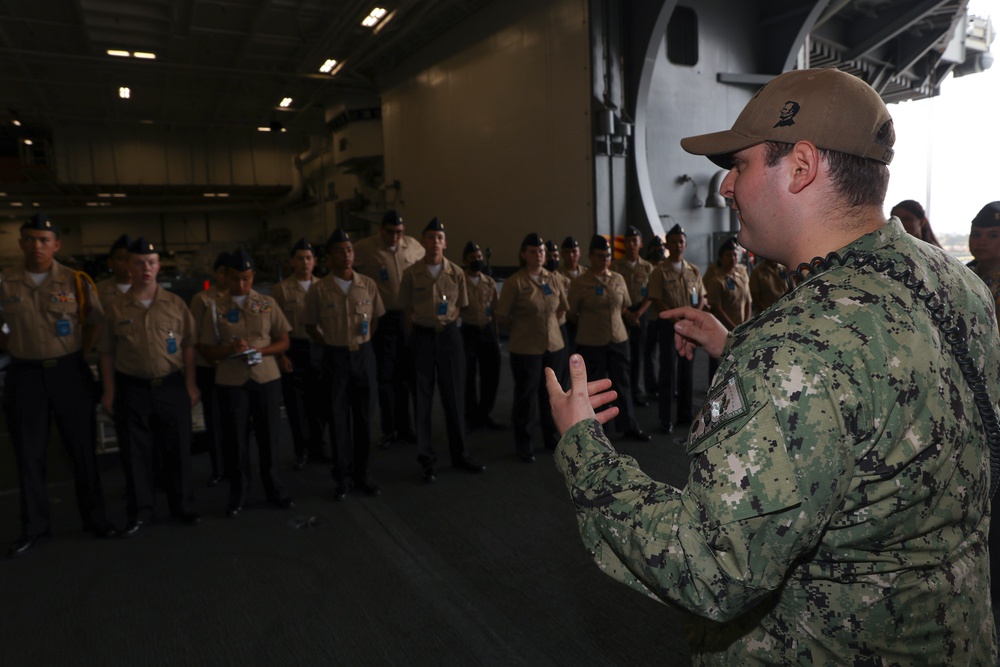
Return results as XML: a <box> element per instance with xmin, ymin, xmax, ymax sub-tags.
<box><xmin>349</xmin><ymin>344</ymin><xmax>359</xmax><ymax>352</ymax></box>
<box><xmin>42</xmin><ymin>359</ymin><xmax>57</xmax><ymax>369</ymax></box>
<box><xmin>151</xmin><ymin>378</ymin><xmax>164</xmax><ymax>388</ymax></box>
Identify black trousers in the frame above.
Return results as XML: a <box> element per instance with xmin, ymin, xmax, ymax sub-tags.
<box><xmin>626</xmin><ymin>310</ymin><xmax>648</xmax><ymax>398</ymax></box>
<box><xmin>578</xmin><ymin>341</ymin><xmax>640</xmax><ymax>433</ymax></box>
<box><xmin>461</xmin><ymin>322</ymin><xmax>501</xmax><ymax>424</ymax></box>
<box><xmin>324</xmin><ymin>342</ymin><xmax>377</xmax><ymax>483</ymax></box>
<box><xmin>114</xmin><ymin>371</ymin><xmax>194</xmax><ymax>521</ymax></box>
<box><xmin>510</xmin><ymin>348</ymin><xmax>566</xmax><ymax>455</ymax></box>
<box><xmin>411</xmin><ymin>324</ymin><xmax>467</xmax><ymax>467</ymax></box>
<box><xmin>217</xmin><ymin>379</ymin><xmax>289</xmax><ymax>506</ymax></box>
<box><xmin>3</xmin><ymin>353</ymin><xmax>108</xmax><ymax>537</ymax></box>
<box><xmin>195</xmin><ymin>365</ymin><xmax>223</xmax><ymax>477</ymax></box>
<box><xmin>644</xmin><ymin>316</ymin><xmax>660</xmax><ymax>396</ymax></box>
<box><xmin>281</xmin><ymin>337</ymin><xmax>326</xmax><ymax>459</ymax></box>
<box><xmin>658</xmin><ymin>321</ymin><xmax>695</xmax><ymax>427</ymax></box>
<box><xmin>373</xmin><ymin>310</ymin><xmax>414</xmax><ymax>438</ymax></box>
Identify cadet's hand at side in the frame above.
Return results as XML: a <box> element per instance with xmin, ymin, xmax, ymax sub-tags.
<box><xmin>661</xmin><ymin>307</ymin><xmax>729</xmax><ymax>359</ymax></box>
<box><xmin>545</xmin><ymin>354</ymin><xmax>620</xmax><ymax>435</ymax></box>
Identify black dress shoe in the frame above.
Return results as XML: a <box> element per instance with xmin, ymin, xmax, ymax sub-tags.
<box><xmin>422</xmin><ymin>467</ymin><xmax>437</xmax><ymax>484</ymax></box>
<box><xmin>624</xmin><ymin>429</ymin><xmax>652</xmax><ymax>442</ymax></box>
<box><xmin>226</xmin><ymin>503</ymin><xmax>243</xmax><ymax>518</ymax></box>
<box><xmin>293</xmin><ymin>454</ymin><xmax>308</xmax><ymax>471</ymax></box>
<box><xmin>207</xmin><ymin>475</ymin><xmax>223</xmax><ymax>487</ymax></box>
<box><xmin>660</xmin><ymin>423</ymin><xmax>674</xmax><ymax>434</ymax></box>
<box><xmin>122</xmin><ymin>520</ymin><xmax>145</xmax><ymax>537</ymax></box>
<box><xmin>378</xmin><ymin>431</ymin><xmax>399</xmax><ymax>450</ymax></box>
<box><xmin>271</xmin><ymin>497</ymin><xmax>295</xmax><ymax>510</ymax></box>
<box><xmin>483</xmin><ymin>417</ymin><xmax>507</xmax><ymax>430</ymax></box>
<box><xmin>85</xmin><ymin>523</ymin><xmax>119</xmax><ymax>539</ymax></box>
<box><xmin>174</xmin><ymin>511</ymin><xmax>201</xmax><ymax>525</ymax></box>
<box><xmin>454</xmin><ymin>458</ymin><xmax>486</xmax><ymax>473</ymax></box>
<box><xmin>333</xmin><ymin>484</ymin><xmax>348</xmax><ymax>501</ymax></box>
<box><xmin>7</xmin><ymin>532</ymin><xmax>49</xmax><ymax>558</ymax></box>
<box><xmin>354</xmin><ymin>478</ymin><xmax>381</xmax><ymax>496</ymax></box>
<box><xmin>517</xmin><ymin>451</ymin><xmax>536</xmax><ymax>463</ymax></box>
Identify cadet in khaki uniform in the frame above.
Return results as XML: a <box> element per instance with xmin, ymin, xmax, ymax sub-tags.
<box><xmin>748</xmin><ymin>257</ymin><xmax>788</xmax><ymax>314</ymax></box>
<box><xmin>399</xmin><ymin>217</ymin><xmax>483</xmax><ymax>482</ymax></box>
<box><xmin>496</xmin><ymin>233</ymin><xmax>568</xmax><ymax>461</ymax></box>
<box><xmin>643</xmin><ymin>235</ymin><xmax>666</xmax><ymax>399</ymax></box>
<box><xmin>610</xmin><ymin>226</ymin><xmax>654</xmax><ymax>406</ymax></box>
<box><xmin>568</xmin><ymin>235</ymin><xmax>650</xmax><ymax>442</ymax></box>
<box><xmin>557</xmin><ymin>236</ymin><xmax>584</xmax><ymax>352</ymax></box>
<box><xmin>353</xmin><ymin>210</ymin><xmax>423</xmax><ymax>447</ymax></box>
<box><xmin>460</xmin><ymin>240</ymin><xmax>503</xmax><ymax>431</ymax></box>
<box><xmin>0</xmin><ymin>213</ymin><xmax>116</xmax><ymax>557</ymax></box>
<box><xmin>94</xmin><ymin>233</ymin><xmax>132</xmax><ymax>306</ymax></box>
<box><xmin>647</xmin><ymin>223</ymin><xmax>706</xmax><ymax>433</ymax></box>
<box><xmin>544</xmin><ymin>240</ymin><xmax>571</xmax><ymax>361</ymax></box>
<box><xmin>197</xmin><ymin>248</ymin><xmax>294</xmax><ymax>517</ymax></box>
<box><xmin>305</xmin><ymin>229</ymin><xmax>385</xmax><ymax>499</ymax></box>
<box><xmin>189</xmin><ymin>252</ymin><xmax>229</xmax><ymax>485</ymax></box>
<box><xmin>99</xmin><ymin>237</ymin><xmax>200</xmax><ymax>535</ymax></box>
<box><xmin>273</xmin><ymin>238</ymin><xmax>326</xmax><ymax>469</ymax></box>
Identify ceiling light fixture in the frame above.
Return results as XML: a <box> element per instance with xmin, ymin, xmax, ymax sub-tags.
<box><xmin>133</xmin><ymin>52</ymin><xmax>156</xmax><ymax>60</ymax></box>
<box><xmin>361</xmin><ymin>7</ymin><xmax>387</xmax><ymax>27</ymax></box>
<box><xmin>12</xmin><ymin>120</ymin><xmax>21</xmax><ymax>127</ymax></box>
<box><xmin>23</xmin><ymin>139</ymin><xmax>32</xmax><ymax>145</ymax></box>
<box><xmin>279</xmin><ymin>97</ymin><xmax>293</xmax><ymax>108</ymax></box>
<box><xmin>119</xmin><ymin>87</ymin><xmax>131</xmax><ymax>99</ymax></box>
<box><xmin>10</xmin><ymin>202</ymin><xmax>23</xmax><ymax>207</ymax></box>
<box><xmin>107</xmin><ymin>49</ymin><xmax>130</xmax><ymax>57</ymax></box>
<box><xmin>319</xmin><ymin>59</ymin><xmax>338</xmax><ymax>73</ymax></box>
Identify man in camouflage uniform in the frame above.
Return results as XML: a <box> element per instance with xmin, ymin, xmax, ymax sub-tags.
<box><xmin>546</xmin><ymin>68</ymin><xmax>998</xmax><ymax>664</ymax></box>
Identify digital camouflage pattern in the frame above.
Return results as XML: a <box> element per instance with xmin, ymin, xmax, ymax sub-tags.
<box><xmin>555</xmin><ymin>219</ymin><xmax>999</xmax><ymax>665</ymax></box>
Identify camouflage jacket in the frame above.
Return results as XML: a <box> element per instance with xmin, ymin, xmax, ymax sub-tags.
<box><xmin>556</xmin><ymin>220</ymin><xmax>999</xmax><ymax>665</ymax></box>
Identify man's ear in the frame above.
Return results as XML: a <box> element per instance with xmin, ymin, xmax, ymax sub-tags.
<box><xmin>787</xmin><ymin>141</ymin><xmax>820</xmax><ymax>194</ymax></box>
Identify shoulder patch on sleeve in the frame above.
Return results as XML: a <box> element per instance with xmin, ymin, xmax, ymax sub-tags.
<box><xmin>688</xmin><ymin>376</ymin><xmax>748</xmax><ymax>447</ymax></box>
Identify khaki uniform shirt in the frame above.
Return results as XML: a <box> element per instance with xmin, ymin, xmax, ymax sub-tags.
<box><xmin>461</xmin><ymin>273</ymin><xmax>498</xmax><ymax>328</ymax></box>
<box><xmin>496</xmin><ymin>269</ymin><xmax>566</xmax><ymax>355</ymax></box>
<box><xmin>704</xmin><ymin>264</ymin><xmax>751</xmax><ymax>330</ymax></box>
<box><xmin>611</xmin><ymin>256</ymin><xmax>654</xmax><ymax>307</ymax></box>
<box><xmin>399</xmin><ymin>259</ymin><xmax>468</xmax><ymax>329</ymax></box>
<box><xmin>748</xmin><ymin>261</ymin><xmax>788</xmax><ymax>313</ymax></box>
<box><xmin>567</xmin><ymin>270</ymin><xmax>631</xmax><ymax>346</ymax></box>
<box><xmin>648</xmin><ymin>259</ymin><xmax>706</xmax><ymax>310</ymax></box>
<box><xmin>303</xmin><ymin>272</ymin><xmax>385</xmax><ymax>347</ymax></box>
<box><xmin>197</xmin><ymin>289</ymin><xmax>291</xmax><ymax>386</ymax></box>
<box><xmin>95</xmin><ymin>276</ymin><xmax>131</xmax><ymax>307</ymax></box>
<box><xmin>353</xmin><ymin>234</ymin><xmax>425</xmax><ymax>311</ymax></box>
<box><xmin>0</xmin><ymin>260</ymin><xmax>103</xmax><ymax>359</ymax></box>
<box><xmin>272</xmin><ymin>275</ymin><xmax>315</xmax><ymax>340</ymax></box>
<box><xmin>190</xmin><ymin>286</ymin><xmax>226</xmax><ymax>368</ymax></box>
<box><xmin>99</xmin><ymin>288</ymin><xmax>195</xmax><ymax>379</ymax></box>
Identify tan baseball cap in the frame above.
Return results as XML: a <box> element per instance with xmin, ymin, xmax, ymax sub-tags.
<box><xmin>681</xmin><ymin>68</ymin><xmax>894</xmax><ymax>168</ymax></box>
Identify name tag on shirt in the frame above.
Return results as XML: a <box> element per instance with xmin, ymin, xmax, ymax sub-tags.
<box><xmin>227</xmin><ymin>309</ymin><xmax>239</xmax><ymax>323</ymax></box>
<box><xmin>379</xmin><ymin>267</ymin><xmax>389</xmax><ymax>281</ymax></box>
<box><xmin>56</xmin><ymin>319</ymin><xmax>71</xmax><ymax>337</ymax></box>
<box><xmin>542</xmin><ymin>284</ymin><xmax>553</xmax><ymax>296</ymax></box>
<box><xmin>595</xmin><ymin>285</ymin><xmax>605</xmax><ymax>296</ymax></box>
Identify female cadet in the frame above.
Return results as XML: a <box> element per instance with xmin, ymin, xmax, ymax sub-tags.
<box><xmin>567</xmin><ymin>235</ymin><xmax>650</xmax><ymax>442</ymax></box>
<box><xmin>704</xmin><ymin>237</ymin><xmax>751</xmax><ymax>378</ymax></box>
<box><xmin>496</xmin><ymin>233</ymin><xmax>567</xmax><ymax>461</ymax></box>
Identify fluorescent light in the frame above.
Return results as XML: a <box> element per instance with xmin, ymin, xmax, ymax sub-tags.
<box><xmin>119</xmin><ymin>87</ymin><xmax>131</xmax><ymax>99</ymax></box>
<box><xmin>279</xmin><ymin>97</ymin><xmax>292</xmax><ymax>108</ymax></box>
<box><xmin>362</xmin><ymin>7</ymin><xmax>387</xmax><ymax>27</ymax></box>
<box><xmin>133</xmin><ymin>52</ymin><xmax>156</xmax><ymax>59</ymax></box>
<box><xmin>23</xmin><ymin>139</ymin><xmax>32</xmax><ymax>145</ymax></box>
<box><xmin>319</xmin><ymin>59</ymin><xmax>338</xmax><ymax>73</ymax></box>
<box><xmin>203</xmin><ymin>193</ymin><xmax>216</xmax><ymax>198</ymax></box>
<box><xmin>217</xmin><ymin>193</ymin><xmax>230</xmax><ymax>197</ymax></box>
<box><xmin>257</xmin><ymin>126</ymin><xmax>271</xmax><ymax>132</ymax></box>
<box><xmin>0</xmin><ymin>192</ymin><xmax>6</xmax><ymax>196</ymax></box>
<box><xmin>10</xmin><ymin>202</ymin><xmax>23</xmax><ymax>207</ymax></box>
<box><xmin>113</xmin><ymin>193</ymin><xmax>127</xmax><ymax>198</ymax></box>
<box><xmin>11</xmin><ymin>120</ymin><xmax>20</xmax><ymax>127</ymax></box>
<box><xmin>107</xmin><ymin>49</ymin><xmax>131</xmax><ymax>57</ymax></box>
<box><xmin>97</xmin><ymin>193</ymin><xmax>112</xmax><ymax>197</ymax></box>
<box><xmin>32</xmin><ymin>202</ymin><xmax>39</xmax><ymax>207</ymax></box>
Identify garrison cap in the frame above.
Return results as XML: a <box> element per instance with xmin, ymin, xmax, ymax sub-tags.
<box><xmin>561</xmin><ymin>236</ymin><xmax>579</xmax><ymax>249</ymax></box>
<box><xmin>290</xmin><ymin>237</ymin><xmax>314</xmax><ymax>256</ymax></box>
<box><xmin>624</xmin><ymin>226</ymin><xmax>641</xmax><ymax>238</ymax></box>
<box><xmin>972</xmin><ymin>202</ymin><xmax>1000</xmax><ymax>228</ymax></box>
<box><xmin>681</xmin><ymin>68</ymin><xmax>895</xmax><ymax>169</ymax></box>
<box><xmin>423</xmin><ymin>217</ymin><xmax>445</xmax><ymax>234</ymax></box>
<box><xmin>647</xmin><ymin>235</ymin><xmax>663</xmax><ymax>248</ymax></box>
<box><xmin>521</xmin><ymin>232</ymin><xmax>544</xmax><ymax>248</ymax></box>
<box><xmin>462</xmin><ymin>240</ymin><xmax>480</xmax><ymax>257</ymax></box>
<box><xmin>544</xmin><ymin>239</ymin><xmax>559</xmax><ymax>253</ymax></box>
<box><xmin>589</xmin><ymin>234</ymin><xmax>611</xmax><ymax>252</ymax></box>
<box><xmin>326</xmin><ymin>228</ymin><xmax>351</xmax><ymax>247</ymax></box>
<box><xmin>127</xmin><ymin>236</ymin><xmax>157</xmax><ymax>255</ymax></box>
<box><xmin>21</xmin><ymin>213</ymin><xmax>57</xmax><ymax>236</ymax></box>
<box><xmin>382</xmin><ymin>210</ymin><xmax>402</xmax><ymax>226</ymax></box>
<box><xmin>227</xmin><ymin>247</ymin><xmax>255</xmax><ymax>271</ymax></box>
<box><xmin>109</xmin><ymin>234</ymin><xmax>131</xmax><ymax>253</ymax></box>
<box><xmin>718</xmin><ymin>237</ymin><xmax>739</xmax><ymax>255</ymax></box>
<box><xmin>666</xmin><ymin>223</ymin><xmax>685</xmax><ymax>237</ymax></box>
<box><xmin>212</xmin><ymin>252</ymin><xmax>230</xmax><ymax>270</ymax></box>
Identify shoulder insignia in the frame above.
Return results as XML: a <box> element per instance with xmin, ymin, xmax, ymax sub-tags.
<box><xmin>689</xmin><ymin>376</ymin><xmax>748</xmax><ymax>444</ymax></box>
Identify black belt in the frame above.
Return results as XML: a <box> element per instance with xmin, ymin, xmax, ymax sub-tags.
<box><xmin>116</xmin><ymin>370</ymin><xmax>183</xmax><ymax>388</ymax></box>
<box><xmin>10</xmin><ymin>352</ymin><xmax>82</xmax><ymax>369</ymax></box>
<box><xmin>413</xmin><ymin>321</ymin><xmax>458</xmax><ymax>334</ymax></box>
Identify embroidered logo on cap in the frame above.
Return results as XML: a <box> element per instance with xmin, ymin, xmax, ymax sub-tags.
<box><xmin>773</xmin><ymin>100</ymin><xmax>800</xmax><ymax>128</ymax></box>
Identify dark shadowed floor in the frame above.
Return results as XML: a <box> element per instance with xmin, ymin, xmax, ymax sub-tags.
<box><xmin>0</xmin><ymin>347</ymin><xmax>711</xmax><ymax>667</ymax></box>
